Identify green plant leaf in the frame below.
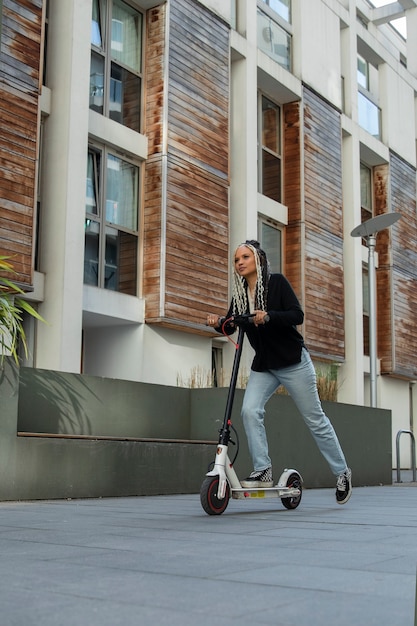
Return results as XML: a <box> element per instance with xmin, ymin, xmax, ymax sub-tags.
<box><xmin>0</xmin><ymin>257</ymin><xmax>46</xmax><ymax>364</ymax></box>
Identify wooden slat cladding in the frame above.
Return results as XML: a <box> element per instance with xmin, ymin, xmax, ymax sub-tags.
<box><xmin>168</xmin><ymin>2</ymin><xmax>228</xmax><ymax>177</ymax></box>
<box><xmin>143</xmin><ymin>0</ymin><xmax>230</xmax><ymax>330</ymax></box>
<box><xmin>283</xmin><ymin>101</ymin><xmax>303</xmax><ymax>303</ymax></box>
<box><xmin>144</xmin><ymin>4</ymin><xmax>165</xmax><ymax>158</ymax></box>
<box><xmin>143</xmin><ymin>156</ymin><xmax>163</xmax><ymax>307</ymax></box>
<box><xmin>163</xmin><ymin>156</ymin><xmax>228</xmax><ymax>324</ymax></box>
<box><xmin>374</xmin><ymin>163</ymin><xmax>391</xmax><ymax>367</ymax></box>
<box><xmin>379</xmin><ymin>153</ymin><xmax>417</xmax><ymax>378</ymax></box>
<box><xmin>302</xmin><ymin>87</ymin><xmax>344</xmax><ymax>361</ymax></box>
<box><xmin>0</xmin><ymin>0</ymin><xmax>42</xmax><ymax>286</ymax></box>
<box><xmin>143</xmin><ymin>3</ymin><xmax>165</xmax><ymax>317</ymax></box>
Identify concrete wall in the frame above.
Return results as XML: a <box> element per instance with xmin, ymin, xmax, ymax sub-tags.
<box><xmin>1</xmin><ymin>360</ymin><xmax>213</xmax><ymax>501</ymax></box>
<box><xmin>0</xmin><ymin>360</ymin><xmax>392</xmax><ymax>502</ymax></box>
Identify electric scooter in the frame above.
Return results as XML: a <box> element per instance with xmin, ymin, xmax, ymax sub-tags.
<box><xmin>200</xmin><ymin>313</ymin><xmax>303</xmax><ymax>515</ymax></box>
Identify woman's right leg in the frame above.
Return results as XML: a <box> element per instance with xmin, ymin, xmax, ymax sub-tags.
<box><xmin>241</xmin><ymin>369</ymin><xmax>280</xmax><ymax>471</ymax></box>
<box><xmin>277</xmin><ymin>349</ymin><xmax>348</xmax><ymax>476</ymax></box>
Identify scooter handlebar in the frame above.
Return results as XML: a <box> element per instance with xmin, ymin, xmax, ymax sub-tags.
<box><xmin>224</xmin><ymin>313</ymin><xmax>255</xmax><ymax>325</ymax></box>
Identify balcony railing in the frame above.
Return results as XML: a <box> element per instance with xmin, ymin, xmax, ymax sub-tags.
<box><xmin>257</xmin><ymin>8</ymin><xmax>291</xmax><ymax>71</ymax></box>
<box><xmin>358</xmin><ymin>90</ymin><xmax>381</xmax><ymax>139</ymax></box>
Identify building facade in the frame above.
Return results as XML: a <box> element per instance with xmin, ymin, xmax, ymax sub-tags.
<box><xmin>1</xmin><ymin>0</ymin><xmax>417</xmax><ymax>462</ymax></box>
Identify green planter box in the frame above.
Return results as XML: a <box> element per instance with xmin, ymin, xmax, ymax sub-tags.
<box><xmin>0</xmin><ymin>361</ymin><xmax>392</xmax><ymax>501</ymax></box>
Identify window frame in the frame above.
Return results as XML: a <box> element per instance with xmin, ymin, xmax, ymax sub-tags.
<box><xmin>257</xmin><ymin>214</ymin><xmax>283</xmax><ymax>274</ymax></box>
<box><xmin>84</xmin><ymin>143</ymin><xmax>140</xmax><ymax>294</ymax></box>
<box><xmin>360</xmin><ymin>162</ymin><xmax>373</xmax><ymax>356</ymax></box>
<box><xmin>259</xmin><ymin>0</ymin><xmax>291</xmax><ymax>24</ymax></box>
<box><xmin>362</xmin><ymin>265</ymin><xmax>370</xmax><ymax>356</ymax></box>
<box><xmin>258</xmin><ymin>93</ymin><xmax>283</xmax><ymax>204</ymax></box>
<box><xmin>357</xmin><ymin>54</ymin><xmax>369</xmax><ymax>90</ymax></box>
<box><xmin>357</xmin><ymin>54</ymin><xmax>381</xmax><ymax>139</ymax></box>
<box><xmin>360</xmin><ymin>162</ymin><xmax>373</xmax><ymax>224</ymax></box>
<box><xmin>90</xmin><ymin>0</ymin><xmax>144</xmax><ymax>133</ymax></box>
<box><xmin>211</xmin><ymin>342</ymin><xmax>224</xmax><ymax>388</ymax></box>
<box><xmin>257</xmin><ymin>5</ymin><xmax>292</xmax><ymax>71</ymax></box>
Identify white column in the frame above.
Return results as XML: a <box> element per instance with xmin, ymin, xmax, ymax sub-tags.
<box><xmin>228</xmin><ymin>0</ymin><xmax>259</xmax><ymax>377</ymax></box>
<box><xmin>36</xmin><ymin>0</ymin><xmax>92</xmax><ymax>372</ymax></box>
<box><xmin>230</xmin><ymin>0</ymin><xmax>259</xmax><ymax>248</ymax></box>
<box><xmin>406</xmin><ymin>7</ymin><xmax>417</xmax><ymax>78</ymax></box>
<box><xmin>335</xmin><ymin>8</ymin><xmax>365</xmax><ymax>404</ymax></box>
<box><xmin>339</xmin><ymin>133</ymin><xmax>365</xmax><ymax>406</ymax></box>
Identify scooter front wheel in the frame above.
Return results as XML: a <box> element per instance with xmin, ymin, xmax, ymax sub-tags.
<box><xmin>200</xmin><ymin>476</ymin><xmax>230</xmax><ymax>515</ymax></box>
<box><xmin>281</xmin><ymin>471</ymin><xmax>303</xmax><ymax>510</ymax></box>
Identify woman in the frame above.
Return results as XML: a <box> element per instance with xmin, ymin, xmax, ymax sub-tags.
<box><xmin>206</xmin><ymin>240</ymin><xmax>352</xmax><ymax>504</ymax></box>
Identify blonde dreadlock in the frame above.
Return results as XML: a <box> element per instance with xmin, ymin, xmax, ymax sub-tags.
<box><xmin>232</xmin><ymin>240</ymin><xmax>270</xmax><ymax>315</ymax></box>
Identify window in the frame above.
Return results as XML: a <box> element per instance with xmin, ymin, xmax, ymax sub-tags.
<box><xmin>260</xmin><ymin>0</ymin><xmax>291</xmax><ymax>23</ymax></box>
<box><xmin>257</xmin><ymin>7</ymin><xmax>291</xmax><ymax>70</ymax></box>
<box><xmin>362</xmin><ymin>267</ymin><xmax>370</xmax><ymax>356</ymax></box>
<box><xmin>84</xmin><ymin>146</ymin><xmax>139</xmax><ymax>294</ymax></box>
<box><xmin>18</xmin><ymin>312</ymin><xmax>37</xmax><ymax>368</ymax></box>
<box><xmin>360</xmin><ymin>162</ymin><xmax>372</xmax><ymax>355</ymax></box>
<box><xmin>360</xmin><ymin>163</ymin><xmax>373</xmax><ymax>223</ymax></box>
<box><xmin>42</xmin><ymin>0</ymin><xmax>49</xmax><ymax>86</ymax></box>
<box><xmin>34</xmin><ymin>119</ymin><xmax>45</xmax><ymax>271</ymax></box>
<box><xmin>258</xmin><ymin>95</ymin><xmax>282</xmax><ymax>203</ymax></box>
<box><xmin>357</xmin><ymin>54</ymin><xmax>381</xmax><ymax>139</ymax></box>
<box><xmin>211</xmin><ymin>344</ymin><xmax>223</xmax><ymax>388</ymax></box>
<box><xmin>258</xmin><ymin>216</ymin><xmax>282</xmax><ymax>273</ymax></box>
<box><xmin>358</xmin><ymin>92</ymin><xmax>381</xmax><ymax>138</ymax></box>
<box><xmin>357</xmin><ymin>54</ymin><xmax>369</xmax><ymax>89</ymax></box>
<box><xmin>231</xmin><ymin>0</ymin><xmax>236</xmax><ymax>30</ymax></box>
<box><xmin>90</xmin><ymin>0</ymin><xmax>143</xmax><ymax>132</ymax></box>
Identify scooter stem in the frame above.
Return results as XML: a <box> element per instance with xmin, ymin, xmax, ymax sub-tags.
<box><xmin>220</xmin><ymin>325</ymin><xmax>245</xmax><ymax>441</ymax></box>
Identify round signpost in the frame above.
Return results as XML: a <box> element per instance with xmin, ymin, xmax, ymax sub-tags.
<box><xmin>351</xmin><ymin>212</ymin><xmax>401</xmax><ymax>408</ymax></box>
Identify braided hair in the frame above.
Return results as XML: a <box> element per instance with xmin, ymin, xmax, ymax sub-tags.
<box><xmin>232</xmin><ymin>240</ymin><xmax>271</xmax><ymax>315</ymax></box>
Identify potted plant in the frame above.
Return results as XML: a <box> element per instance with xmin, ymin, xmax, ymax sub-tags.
<box><xmin>0</xmin><ymin>256</ymin><xmax>44</xmax><ymax>364</ymax></box>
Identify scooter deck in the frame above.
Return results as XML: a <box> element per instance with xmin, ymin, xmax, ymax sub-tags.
<box><xmin>231</xmin><ymin>486</ymin><xmax>301</xmax><ymax>500</ymax></box>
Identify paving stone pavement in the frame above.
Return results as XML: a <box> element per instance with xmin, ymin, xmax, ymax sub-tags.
<box><xmin>0</xmin><ymin>484</ymin><xmax>416</xmax><ymax>626</ymax></box>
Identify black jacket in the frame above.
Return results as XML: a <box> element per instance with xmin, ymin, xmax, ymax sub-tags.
<box><xmin>220</xmin><ymin>274</ymin><xmax>305</xmax><ymax>372</ymax></box>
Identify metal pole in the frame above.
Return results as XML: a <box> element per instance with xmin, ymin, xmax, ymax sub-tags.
<box><xmin>367</xmin><ymin>234</ymin><xmax>377</xmax><ymax>408</ymax></box>
<box><xmin>351</xmin><ymin>213</ymin><xmax>401</xmax><ymax>410</ymax></box>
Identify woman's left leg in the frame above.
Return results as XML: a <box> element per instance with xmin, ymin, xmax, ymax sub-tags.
<box><xmin>277</xmin><ymin>348</ymin><xmax>348</xmax><ymax>476</ymax></box>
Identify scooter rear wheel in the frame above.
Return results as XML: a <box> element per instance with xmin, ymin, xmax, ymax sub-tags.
<box><xmin>281</xmin><ymin>471</ymin><xmax>302</xmax><ymax>510</ymax></box>
<box><xmin>200</xmin><ymin>476</ymin><xmax>230</xmax><ymax>515</ymax></box>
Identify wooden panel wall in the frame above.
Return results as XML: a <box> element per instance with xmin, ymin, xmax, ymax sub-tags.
<box><xmin>283</xmin><ymin>100</ymin><xmax>303</xmax><ymax>303</ymax></box>
<box><xmin>143</xmin><ymin>4</ymin><xmax>165</xmax><ymax>314</ymax></box>
<box><xmin>164</xmin><ymin>160</ymin><xmax>228</xmax><ymax>321</ymax></box>
<box><xmin>302</xmin><ymin>87</ymin><xmax>344</xmax><ymax>361</ymax></box>
<box><xmin>143</xmin><ymin>0</ymin><xmax>230</xmax><ymax>330</ymax></box>
<box><xmin>379</xmin><ymin>153</ymin><xmax>417</xmax><ymax>378</ymax></box>
<box><xmin>373</xmin><ymin>163</ymin><xmax>391</xmax><ymax>368</ymax></box>
<box><xmin>0</xmin><ymin>0</ymin><xmax>42</xmax><ymax>286</ymax></box>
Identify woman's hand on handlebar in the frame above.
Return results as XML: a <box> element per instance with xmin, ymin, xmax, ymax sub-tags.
<box><xmin>206</xmin><ymin>311</ymin><xmax>269</xmax><ymax>328</ymax></box>
<box><xmin>206</xmin><ymin>314</ymin><xmax>221</xmax><ymax>328</ymax></box>
<box><xmin>253</xmin><ymin>310</ymin><xmax>270</xmax><ymax>326</ymax></box>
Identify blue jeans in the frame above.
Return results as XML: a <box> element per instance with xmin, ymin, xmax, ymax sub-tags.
<box><xmin>241</xmin><ymin>348</ymin><xmax>348</xmax><ymax>476</ymax></box>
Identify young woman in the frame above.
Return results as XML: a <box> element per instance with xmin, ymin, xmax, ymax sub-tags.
<box><xmin>206</xmin><ymin>240</ymin><xmax>352</xmax><ymax>505</ymax></box>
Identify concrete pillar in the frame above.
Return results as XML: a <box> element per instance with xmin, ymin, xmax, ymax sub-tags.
<box><xmin>406</xmin><ymin>8</ymin><xmax>417</xmax><ymax>78</ymax></box>
<box><xmin>36</xmin><ymin>0</ymin><xmax>92</xmax><ymax>372</ymax></box>
<box><xmin>339</xmin><ymin>131</ymin><xmax>365</xmax><ymax>406</ymax></box>
<box><xmin>228</xmin><ymin>0</ymin><xmax>259</xmax><ymax>376</ymax></box>
<box><xmin>230</xmin><ymin>0</ymin><xmax>259</xmax><ymax>249</ymax></box>
<box><xmin>337</xmin><ymin>6</ymin><xmax>365</xmax><ymax>405</ymax></box>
